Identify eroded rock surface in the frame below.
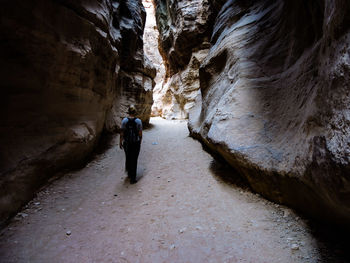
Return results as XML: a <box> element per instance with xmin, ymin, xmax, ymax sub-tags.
<box><xmin>0</xmin><ymin>0</ymin><xmax>155</xmax><ymax>225</ymax></box>
<box><xmin>154</xmin><ymin>47</ymin><xmax>210</xmax><ymax>119</ymax></box>
<box><xmin>152</xmin><ymin>0</ymin><xmax>213</xmax><ymax>119</ymax></box>
<box><xmin>142</xmin><ymin>0</ymin><xmax>166</xmax><ymax>117</ymax></box>
<box><xmin>155</xmin><ymin>0</ymin><xmax>350</xmax><ymax>226</ymax></box>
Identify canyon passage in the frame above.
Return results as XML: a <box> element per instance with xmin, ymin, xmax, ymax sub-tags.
<box><xmin>0</xmin><ymin>118</ymin><xmax>347</xmax><ymax>262</ymax></box>
<box><xmin>1</xmin><ymin>0</ymin><xmax>350</xmax><ymax>261</ymax></box>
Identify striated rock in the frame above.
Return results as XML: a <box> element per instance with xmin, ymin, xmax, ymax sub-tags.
<box><xmin>188</xmin><ymin>0</ymin><xmax>350</xmax><ymax>226</ymax></box>
<box><xmin>142</xmin><ymin>5</ymin><xmax>169</xmax><ymax>119</ymax></box>
<box><xmin>105</xmin><ymin>0</ymin><xmax>156</xmax><ymax>129</ymax></box>
<box><xmin>153</xmin><ymin>0</ymin><xmax>214</xmax><ymax>119</ymax></box>
<box><xmin>154</xmin><ymin>47</ymin><xmax>210</xmax><ymax>119</ymax></box>
<box><xmin>153</xmin><ymin>0</ymin><xmax>213</xmax><ymax>77</ymax></box>
<box><xmin>0</xmin><ymin>0</ymin><xmax>154</xmax><ymax>225</ymax></box>
<box><xmin>153</xmin><ymin>0</ymin><xmax>350</xmax><ymax>227</ymax></box>
<box><xmin>142</xmin><ymin>0</ymin><xmax>166</xmax><ymax>117</ymax></box>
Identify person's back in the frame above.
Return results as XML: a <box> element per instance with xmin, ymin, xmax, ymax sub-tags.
<box><xmin>120</xmin><ymin>106</ymin><xmax>142</xmax><ymax>184</ymax></box>
<box><xmin>124</xmin><ymin>117</ymin><xmax>142</xmax><ymax>145</ymax></box>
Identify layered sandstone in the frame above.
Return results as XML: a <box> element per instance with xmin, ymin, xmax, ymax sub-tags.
<box><xmin>142</xmin><ymin>0</ymin><xmax>166</xmax><ymax>117</ymax></box>
<box><xmin>0</xmin><ymin>0</ymin><xmax>155</xmax><ymax>225</ymax></box>
<box><xmin>152</xmin><ymin>0</ymin><xmax>213</xmax><ymax>119</ymax></box>
<box><xmin>156</xmin><ymin>0</ymin><xmax>350</xmax><ymax>226</ymax></box>
<box><xmin>154</xmin><ymin>47</ymin><xmax>210</xmax><ymax>119</ymax></box>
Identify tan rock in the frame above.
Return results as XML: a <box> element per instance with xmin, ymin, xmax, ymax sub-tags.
<box><xmin>154</xmin><ymin>48</ymin><xmax>209</xmax><ymax>119</ymax></box>
<box><xmin>152</xmin><ymin>0</ymin><xmax>213</xmax><ymax>119</ymax></box>
<box><xmin>143</xmin><ymin>0</ymin><xmax>165</xmax><ymax>86</ymax></box>
<box><xmin>142</xmin><ymin>0</ymin><xmax>166</xmax><ymax>117</ymax></box>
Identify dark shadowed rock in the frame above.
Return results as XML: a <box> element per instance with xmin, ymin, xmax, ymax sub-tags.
<box><xmin>0</xmin><ymin>0</ymin><xmax>155</xmax><ymax>225</ymax></box>
<box><xmin>153</xmin><ymin>0</ymin><xmax>214</xmax><ymax>77</ymax></box>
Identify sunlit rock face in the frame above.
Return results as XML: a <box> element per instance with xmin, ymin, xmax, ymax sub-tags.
<box><xmin>142</xmin><ymin>0</ymin><xmax>166</xmax><ymax>117</ymax></box>
<box><xmin>155</xmin><ymin>47</ymin><xmax>210</xmax><ymax>119</ymax></box>
<box><xmin>0</xmin><ymin>0</ymin><xmax>155</xmax><ymax>225</ymax></box>
<box><xmin>188</xmin><ymin>0</ymin><xmax>350</xmax><ymax>226</ymax></box>
<box><xmin>154</xmin><ymin>0</ymin><xmax>350</xmax><ymax>225</ymax></box>
<box><xmin>152</xmin><ymin>0</ymin><xmax>213</xmax><ymax>119</ymax></box>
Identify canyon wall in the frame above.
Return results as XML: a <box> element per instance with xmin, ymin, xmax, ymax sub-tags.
<box><xmin>152</xmin><ymin>0</ymin><xmax>213</xmax><ymax>119</ymax></box>
<box><xmin>155</xmin><ymin>0</ymin><xmax>350</xmax><ymax>226</ymax></box>
<box><xmin>142</xmin><ymin>0</ymin><xmax>166</xmax><ymax>117</ymax></box>
<box><xmin>0</xmin><ymin>0</ymin><xmax>155</xmax><ymax>225</ymax></box>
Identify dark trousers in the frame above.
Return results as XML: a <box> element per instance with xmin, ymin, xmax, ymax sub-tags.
<box><xmin>124</xmin><ymin>142</ymin><xmax>141</xmax><ymax>181</ymax></box>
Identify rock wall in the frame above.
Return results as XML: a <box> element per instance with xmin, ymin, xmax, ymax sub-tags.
<box><xmin>153</xmin><ymin>46</ymin><xmax>210</xmax><ymax>119</ymax></box>
<box><xmin>152</xmin><ymin>0</ymin><xmax>213</xmax><ymax>119</ymax></box>
<box><xmin>0</xmin><ymin>0</ymin><xmax>155</xmax><ymax>225</ymax></box>
<box><xmin>142</xmin><ymin>0</ymin><xmax>166</xmax><ymax>117</ymax></box>
<box><xmin>156</xmin><ymin>0</ymin><xmax>350</xmax><ymax>226</ymax></box>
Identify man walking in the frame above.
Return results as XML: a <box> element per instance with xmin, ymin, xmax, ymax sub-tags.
<box><xmin>120</xmin><ymin>105</ymin><xmax>142</xmax><ymax>184</ymax></box>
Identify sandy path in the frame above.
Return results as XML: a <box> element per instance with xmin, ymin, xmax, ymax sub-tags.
<box><xmin>0</xmin><ymin>118</ymin><xmax>347</xmax><ymax>263</ymax></box>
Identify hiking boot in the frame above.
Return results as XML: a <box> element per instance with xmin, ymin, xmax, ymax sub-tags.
<box><xmin>130</xmin><ymin>178</ymin><xmax>137</xmax><ymax>184</ymax></box>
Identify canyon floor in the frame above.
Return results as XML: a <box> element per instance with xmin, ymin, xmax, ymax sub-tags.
<box><xmin>0</xmin><ymin>118</ymin><xmax>348</xmax><ymax>263</ymax></box>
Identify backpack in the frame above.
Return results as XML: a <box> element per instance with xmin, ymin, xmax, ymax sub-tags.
<box><xmin>124</xmin><ymin>118</ymin><xmax>139</xmax><ymax>145</ymax></box>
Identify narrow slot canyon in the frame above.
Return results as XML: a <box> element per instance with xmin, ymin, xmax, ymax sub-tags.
<box><xmin>0</xmin><ymin>0</ymin><xmax>350</xmax><ymax>262</ymax></box>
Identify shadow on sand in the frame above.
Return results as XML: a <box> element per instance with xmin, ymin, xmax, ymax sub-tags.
<box><xmin>209</xmin><ymin>158</ymin><xmax>251</xmax><ymax>191</ymax></box>
<box><xmin>143</xmin><ymin>122</ymin><xmax>155</xmax><ymax>131</ymax></box>
<box><xmin>193</xmin><ymin>135</ymin><xmax>251</xmax><ymax>191</ymax></box>
<box><xmin>192</xmin><ymin>135</ymin><xmax>350</xmax><ymax>262</ymax></box>
<box><xmin>121</xmin><ymin>164</ymin><xmax>145</xmax><ymax>186</ymax></box>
